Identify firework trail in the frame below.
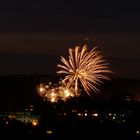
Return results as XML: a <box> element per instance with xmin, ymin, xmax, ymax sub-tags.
<box><xmin>57</xmin><ymin>44</ymin><xmax>112</xmax><ymax>96</ymax></box>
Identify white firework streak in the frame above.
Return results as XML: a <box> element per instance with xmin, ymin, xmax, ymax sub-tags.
<box><xmin>57</xmin><ymin>44</ymin><xmax>112</xmax><ymax>96</ymax></box>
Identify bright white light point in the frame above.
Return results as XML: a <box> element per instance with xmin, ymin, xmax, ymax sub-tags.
<box><xmin>45</xmin><ymin>85</ymin><xmax>49</xmax><ymax>88</ymax></box>
<box><xmin>92</xmin><ymin>113</ymin><xmax>98</xmax><ymax>117</ymax></box>
<box><xmin>109</xmin><ymin>113</ymin><xmax>112</xmax><ymax>116</ymax></box>
<box><xmin>46</xmin><ymin>130</ymin><xmax>53</xmax><ymax>134</ymax></box>
<box><xmin>64</xmin><ymin>89</ymin><xmax>70</xmax><ymax>97</ymax></box>
<box><xmin>51</xmin><ymin>97</ymin><xmax>55</xmax><ymax>102</ymax></box>
<box><xmin>136</xmin><ymin>130</ymin><xmax>140</xmax><ymax>134</ymax></box>
<box><xmin>78</xmin><ymin>113</ymin><xmax>82</xmax><ymax>116</ymax></box>
<box><xmin>39</xmin><ymin>87</ymin><xmax>44</xmax><ymax>92</ymax></box>
<box><xmin>51</xmin><ymin>92</ymin><xmax>55</xmax><ymax>96</ymax></box>
<box><xmin>112</xmin><ymin>117</ymin><xmax>116</xmax><ymax>120</ymax></box>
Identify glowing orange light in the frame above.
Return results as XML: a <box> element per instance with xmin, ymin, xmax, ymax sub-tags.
<box><xmin>32</xmin><ymin>120</ymin><xmax>38</xmax><ymax>126</ymax></box>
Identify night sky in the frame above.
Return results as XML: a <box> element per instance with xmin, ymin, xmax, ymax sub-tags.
<box><xmin>0</xmin><ymin>0</ymin><xmax>140</xmax><ymax>78</ymax></box>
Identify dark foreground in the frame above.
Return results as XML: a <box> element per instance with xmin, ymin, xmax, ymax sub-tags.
<box><xmin>0</xmin><ymin>118</ymin><xmax>140</xmax><ymax>140</ymax></box>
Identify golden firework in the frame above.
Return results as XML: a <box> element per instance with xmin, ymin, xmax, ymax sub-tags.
<box><xmin>38</xmin><ymin>82</ymin><xmax>75</xmax><ymax>103</ymax></box>
<box><xmin>57</xmin><ymin>44</ymin><xmax>112</xmax><ymax>95</ymax></box>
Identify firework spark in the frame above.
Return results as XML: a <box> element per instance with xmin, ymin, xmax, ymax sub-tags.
<box><xmin>57</xmin><ymin>44</ymin><xmax>112</xmax><ymax>95</ymax></box>
<box><xmin>38</xmin><ymin>82</ymin><xmax>75</xmax><ymax>103</ymax></box>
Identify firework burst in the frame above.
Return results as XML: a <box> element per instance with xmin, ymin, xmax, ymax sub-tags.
<box><xmin>57</xmin><ymin>44</ymin><xmax>112</xmax><ymax>96</ymax></box>
<box><xmin>38</xmin><ymin>81</ymin><xmax>75</xmax><ymax>103</ymax></box>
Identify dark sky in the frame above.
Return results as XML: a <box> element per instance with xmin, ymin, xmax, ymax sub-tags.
<box><xmin>0</xmin><ymin>0</ymin><xmax>140</xmax><ymax>78</ymax></box>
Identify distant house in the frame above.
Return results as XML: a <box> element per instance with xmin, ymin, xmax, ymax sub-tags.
<box><xmin>14</xmin><ymin>111</ymin><xmax>41</xmax><ymax>126</ymax></box>
<box><xmin>0</xmin><ymin>111</ymin><xmax>41</xmax><ymax>126</ymax></box>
